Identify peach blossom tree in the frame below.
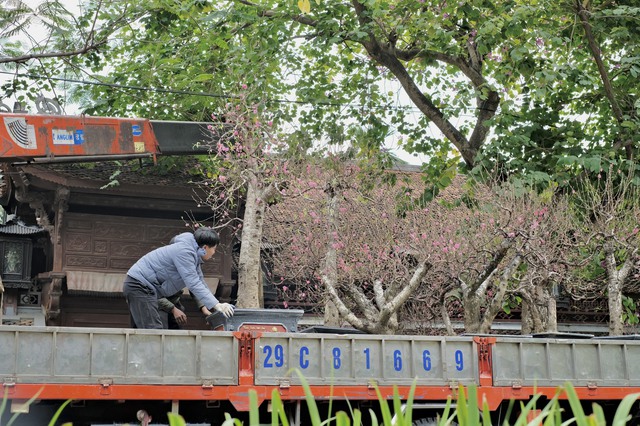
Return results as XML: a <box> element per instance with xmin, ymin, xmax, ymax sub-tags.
<box><xmin>570</xmin><ymin>165</ymin><xmax>640</xmax><ymax>335</ymax></box>
<box><xmin>268</xmin><ymin>167</ymin><xmax>577</xmax><ymax>335</ymax></box>
<box><xmin>199</xmin><ymin>87</ymin><xmax>301</xmax><ymax>308</ymax></box>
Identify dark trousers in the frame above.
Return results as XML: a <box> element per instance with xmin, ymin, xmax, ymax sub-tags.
<box><xmin>122</xmin><ymin>275</ymin><xmax>164</xmax><ymax>329</ymax></box>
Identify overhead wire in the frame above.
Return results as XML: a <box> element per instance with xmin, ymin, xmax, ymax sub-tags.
<box><xmin>0</xmin><ymin>70</ymin><xmax>423</xmax><ymax>113</ymax></box>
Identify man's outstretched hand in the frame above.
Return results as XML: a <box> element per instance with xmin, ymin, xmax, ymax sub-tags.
<box><xmin>213</xmin><ymin>303</ymin><xmax>235</xmax><ymax>318</ymax></box>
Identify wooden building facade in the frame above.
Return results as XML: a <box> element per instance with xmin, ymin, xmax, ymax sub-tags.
<box><xmin>0</xmin><ymin>160</ymin><xmax>234</xmax><ymax>329</ymax></box>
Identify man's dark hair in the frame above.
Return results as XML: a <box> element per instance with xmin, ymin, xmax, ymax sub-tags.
<box><xmin>194</xmin><ymin>227</ymin><xmax>220</xmax><ymax>247</ymax></box>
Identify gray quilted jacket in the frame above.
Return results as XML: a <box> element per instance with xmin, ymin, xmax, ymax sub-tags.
<box><xmin>127</xmin><ymin>232</ymin><xmax>219</xmax><ymax>309</ymax></box>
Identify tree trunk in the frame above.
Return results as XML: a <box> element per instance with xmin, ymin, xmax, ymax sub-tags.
<box><xmin>440</xmin><ymin>294</ymin><xmax>455</xmax><ymax>336</ymax></box>
<box><xmin>604</xmin><ymin>242</ymin><xmax>635</xmax><ymax>336</ymax></box>
<box><xmin>521</xmin><ymin>284</ymin><xmax>558</xmax><ymax>334</ymax></box>
<box><xmin>548</xmin><ymin>297</ymin><xmax>558</xmax><ymax>332</ymax></box>
<box><xmin>324</xmin><ymin>299</ymin><xmax>341</xmax><ymax>327</ymax></box>
<box><xmin>463</xmin><ymin>294</ymin><xmax>482</xmax><ymax>333</ymax></box>
<box><xmin>521</xmin><ymin>300</ymin><xmax>533</xmax><ymax>335</ymax></box>
<box><xmin>323</xmin><ymin>184</ymin><xmax>341</xmax><ymax>326</ymax></box>
<box><xmin>236</xmin><ymin>179</ymin><xmax>266</xmax><ymax>308</ymax></box>
<box><xmin>608</xmin><ymin>277</ymin><xmax>624</xmax><ymax>336</ymax></box>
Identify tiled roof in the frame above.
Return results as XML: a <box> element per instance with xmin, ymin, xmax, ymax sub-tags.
<box><xmin>40</xmin><ymin>157</ymin><xmax>203</xmax><ymax>188</ymax></box>
<box><xmin>0</xmin><ymin>218</ymin><xmax>44</xmax><ymax>235</ymax></box>
<box><xmin>15</xmin><ymin>157</ymin><xmax>210</xmax><ymax>200</ymax></box>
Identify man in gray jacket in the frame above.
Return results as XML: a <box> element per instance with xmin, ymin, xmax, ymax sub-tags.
<box><xmin>123</xmin><ymin>227</ymin><xmax>235</xmax><ymax>329</ymax></box>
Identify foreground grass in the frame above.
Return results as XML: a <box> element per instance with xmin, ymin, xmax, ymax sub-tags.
<box><xmin>4</xmin><ymin>377</ymin><xmax>640</xmax><ymax>425</ymax></box>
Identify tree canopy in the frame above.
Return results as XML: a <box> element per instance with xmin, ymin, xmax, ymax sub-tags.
<box><xmin>3</xmin><ymin>0</ymin><xmax>638</xmax><ymax>187</ymax></box>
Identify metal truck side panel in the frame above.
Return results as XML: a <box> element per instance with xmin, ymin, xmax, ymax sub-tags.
<box><xmin>0</xmin><ymin>326</ymin><xmax>238</xmax><ymax>385</ymax></box>
<box><xmin>492</xmin><ymin>337</ymin><xmax>640</xmax><ymax>386</ymax></box>
<box><xmin>254</xmin><ymin>333</ymin><xmax>477</xmax><ymax>386</ymax></box>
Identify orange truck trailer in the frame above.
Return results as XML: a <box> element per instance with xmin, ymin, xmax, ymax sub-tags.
<box><xmin>2</xmin><ymin>323</ymin><xmax>640</xmax><ymax>425</ymax></box>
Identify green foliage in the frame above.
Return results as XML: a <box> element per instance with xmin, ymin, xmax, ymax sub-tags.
<box><xmin>0</xmin><ymin>389</ymin><xmax>71</xmax><ymax>426</ymax></box>
<box><xmin>3</xmin><ymin>380</ymin><xmax>640</xmax><ymax>426</ymax></box>
<box><xmin>502</xmin><ymin>294</ymin><xmax>523</xmax><ymax>315</ymax></box>
<box><xmin>2</xmin><ymin>0</ymin><xmax>640</xmax><ymax>193</ymax></box>
<box><xmin>622</xmin><ymin>295</ymin><xmax>640</xmax><ymax>326</ymax></box>
<box><xmin>155</xmin><ymin>382</ymin><xmax>640</xmax><ymax>426</ymax></box>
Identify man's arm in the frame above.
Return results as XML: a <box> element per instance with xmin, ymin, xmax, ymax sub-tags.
<box><xmin>159</xmin><ymin>294</ymin><xmax>187</xmax><ymax>325</ymax></box>
<box><xmin>189</xmin><ymin>291</ymin><xmax>212</xmax><ymax>316</ymax></box>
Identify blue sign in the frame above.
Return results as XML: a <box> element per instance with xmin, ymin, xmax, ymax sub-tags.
<box><xmin>132</xmin><ymin>125</ymin><xmax>142</xmax><ymax>136</ymax></box>
<box><xmin>74</xmin><ymin>130</ymin><xmax>85</xmax><ymax>145</ymax></box>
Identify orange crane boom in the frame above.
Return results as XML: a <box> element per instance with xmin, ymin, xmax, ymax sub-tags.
<box><xmin>0</xmin><ymin>113</ymin><xmax>212</xmax><ymax>163</ymax></box>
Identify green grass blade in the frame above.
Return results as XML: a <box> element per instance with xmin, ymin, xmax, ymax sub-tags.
<box><xmin>270</xmin><ymin>389</ymin><xmax>290</xmax><ymax>426</ymax></box>
<box><xmin>7</xmin><ymin>388</ymin><xmax>43</xmax><ymax>426</ymax></box>
<box><xmin>345</xmin><ymin>398</ymin><xmax>362</xmax><ymax>426</ymax></box>
<box><xmin>467</xmin><ymin>385</ymin><xmax>479</xmax><ymax>426</ymax></box>
<box><xmin>541</xmin><ymin>395</ymin><xmax>563</xmax><ymax>426</ymax></box>
<box><xmin>440</xmin><ymin>397</ymin><xmax>453</xmax><ymax>426</ymax></box>
<box><xmin>0</xmin><ymin>388</ymin><xmax>8</xmax><ymax>419</ymax></box>
<box><xmin>373</xmin><ymin>383</ymin><xmax>393</xmax><ymax>426</ymax></box>
<box><xmin>293</xmin><ymin>369</ymin><xmax>322</xmax><ymax>426</ymax></box>
<box><xmin>404</xmin><ymin>380</ymin><xmax>417</xmax><ymax>425</ymax></box>
<box><xmin>591</xmin><ymin>403</ymin><xmax>606</xmax><ymax>426</ymax></box>
<box><xmin>512</xmin><ymin>394</ymin><xmax>543</xmax><ymax>426</ymax></box>
<box><xmin>221</xmin><ymin>413</ymin><xmax>242</xmax><ymax>426</ymax></box>
<box><xmin>368</xmin><ymin>408</ymin><xmax>380</xmax><ymax>426</ymax></box>
<box><xmin>563</xmin><ymin>382</ymin><xmax>588</xmax><ymax>426</ymax></box>
<box><xmin>249</xmin><ymin>388</ymin><xmax>260</xmax><ymax>426</ymax></box>
<box><xmin>392</xmin><ymin>385</ymin><xmax>404</xmax><ymax>425</ymax></box>
<box><xmin>456</xmin><ymin>386</ymin><xmax>468</xmax><ymax>426</ymax></box>
<box><xmin>352</xmin><ymin>408</ymin><xmax>362</xmax><ymax>426</ymax></box>
<box><xmin>336</xmin><ymin>410</ymin><xmax>351</xmax><ymax>426</ymax></box>
<box><xmin>481</xmin><ymin>394</ymin><xmax>492</xmax><ymax>426</ymax></box>
<box><xmin>501</xmin><ymin>398</ymin><xmax>515</xmax><ymax>426</ymax></box>
<box><xmin>612</xmin><ymin>392</ymin><xmax>640</xmax><ymax>426</ymax></box>
<box><xmin>167</xmin><ymin>412</ymin><xmax>187</xmax><ymax>426</ymax></box>
<box><xmin>47</xmin><ymin>399</ymin><xmax>72</xmax><ymax>426</ymax></box>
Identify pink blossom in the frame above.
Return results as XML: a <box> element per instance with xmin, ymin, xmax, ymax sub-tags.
<box><xmin>283</xmin><ymin>301</ymin><xmax>288</xmax><ymax>308</ymax></box>
<box><xmin>241</xmin><ymin>84</ymin><xmax>248</xmax><ymax>90</ymax></box>
<box><xmin>218</xmin><ymin>175</ymin><xmax>227</xmax><ymax>183</ymax></box>
<box><xmin>282</xmin><ymin>286</ymin><xmax>289</xmax><ymax>292</ymax></box>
